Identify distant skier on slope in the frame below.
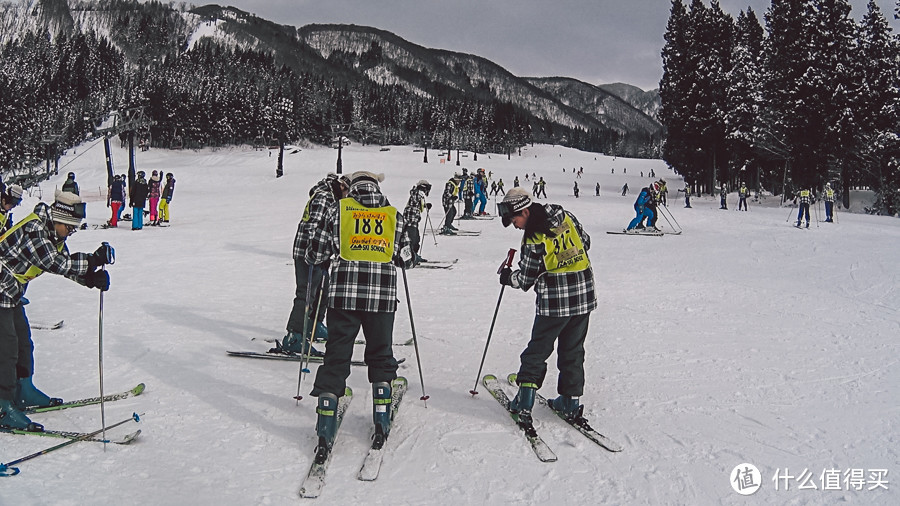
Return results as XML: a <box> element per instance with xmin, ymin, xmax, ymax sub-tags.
<box><xmin>625</xmin><ymin>184</ymin><xmax>656</xmax><ymax>233</ymax></box>
<box><xmin>403</xmin><ymin>179</ymin><xmax>432</xmax><ymax>265</ymax></box>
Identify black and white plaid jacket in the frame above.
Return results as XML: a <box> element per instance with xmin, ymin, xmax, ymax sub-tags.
<box><xmin>508</xmin><ymin>204</ymin><xmax>597</xmax><ymax>317</ymax></box>
<box><xmin>402</xmin><ymin>187</ymin><xmax>426</xmax><ymax>228</ymax></box>
<box><xmin>305</xmin><ymin>182</ymin><xmax>411</xmax><ymax>313</ymax></box>
<box><xmin>0</xmin><ymin>203</ymin><xmax>92</xmax><ymax>308</ymax></box>
<box><xmin>292</xmin><ymin>177</ymin><xmax>335</xmax><ymax>260</ymax></box>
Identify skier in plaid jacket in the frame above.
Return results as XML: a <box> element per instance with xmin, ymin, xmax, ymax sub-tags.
<box><xmin>0</xmin><ymin>191</ymin><xmax>112</xmax><ymax>432</ymax></box>
<box><xmin>304</xmin><ymin>171</ymin><xmax>413</xmax><ymax>461</ymax></box>
<box><xmin>496</xmin><ymin>187</ymin><xmax>597</xmax><ymax>425</ymax></box>
<box><xmin>280</xmin><ymin>173</ymin><xmax>350</xmax><ymax>355</ymax></box>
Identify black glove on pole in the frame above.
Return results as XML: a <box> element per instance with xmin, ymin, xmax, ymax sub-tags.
<box><xmin>469</xmin><ymin>248</ymin><xmax>516</xmax><ymax>396</ymax></box>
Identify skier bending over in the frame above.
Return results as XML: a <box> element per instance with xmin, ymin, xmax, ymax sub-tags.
<box><xmin>496</xmin><ymin>187</ymin><xmax>598</xmax><ymax>426</ymax></box>
<box><xmin>0</xmin><ymin>191</ymin><xmax>112</xmax><ymax>432</ymax></box>
<box><xmin>625</xmin><ymin>185</ymin><xmax>655</xmax><ymax>232</ymax></box>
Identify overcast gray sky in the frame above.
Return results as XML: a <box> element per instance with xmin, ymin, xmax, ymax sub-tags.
<box><xmin>216</xmin><ymin>0</ymin><xmax>898</xmax><ymax>91</ymax></box>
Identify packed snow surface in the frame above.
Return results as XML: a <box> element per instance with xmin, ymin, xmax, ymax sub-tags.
<box><xmin>3</xmin><ymin>141</ymin><xmax>897</xmax><ymax>505</ymax></box>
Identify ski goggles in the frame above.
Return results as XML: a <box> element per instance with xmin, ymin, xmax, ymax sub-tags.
<box><xmin>497</xmin><ymin>201</ymin><xmax>520</xmax><ymax>228</ymax></box>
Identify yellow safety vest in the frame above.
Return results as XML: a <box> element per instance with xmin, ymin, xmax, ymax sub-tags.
<box><xmin>525</xmin><ymin>214</ymin><xmax>591</xmax><ymax>273</ymax></box>
<box><xmin>0</xmin><ymin>213</ymin><xmax>64</xmax><ymax>284</ymax></box>
<box><xmin>338</xmin><ymin>198</ymin><xmax>397</xmax><ymax>263</ymax></box>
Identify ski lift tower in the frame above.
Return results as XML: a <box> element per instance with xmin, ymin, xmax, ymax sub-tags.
<box><xmin>38</xmin><ymin>129</ymin><xmax>65</xmax><ymax>177</ymax></box>
<box><xmin>88</xmin><ymin>106</ymin><xmax>154</xmax><ymax>190</ymax></box>
<box><xmin>330</xmin><ymin>123</ymin><xmax>353</xmax><ymax>174</ymax></box>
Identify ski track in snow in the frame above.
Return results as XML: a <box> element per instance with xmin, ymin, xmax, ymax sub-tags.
<box><xmin>2</xmin><ymin>142</ymin><xmax>897</xmax><ymax>505</ymax></box>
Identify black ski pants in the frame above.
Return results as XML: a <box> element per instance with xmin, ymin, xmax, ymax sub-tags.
<box><xmin>311</xmin><ymin>309</ymin><xmax>399</xmax><ymax>398</ymax></box>
<box><xmin>516</xmin><ymin>313</ymin><xmax>590</xmax><ymax>397</ymax></box>
<box><xmin>0</xmin><ymin>306</ymin><xmax>34</xmax><ymax>402</ymax></box>
<box><xmin>287</xmin><ymin>259</ymin><xmax>328</xmax><ymax>334</ymax></box>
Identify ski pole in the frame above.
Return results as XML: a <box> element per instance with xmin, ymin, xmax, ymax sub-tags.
<box><xmin>786</xmin><ymin>203</ymin><xmax>796</xmax><ymax>222</ymax></box>
<box><xmin>425</xmin><ymin>210</ymin><xmax>438</xmax><ymax>245</ymax></box>
<box><xmin>97</xmin><ymin>242</ymin><xmax>114</xmax><ymax>450</ymax></box>
<box><xmin>399</xmin><ymin>262</ymin><xmax>429</xmax><ymax>406</ymax></box>
<box><xmin>814</xmin><ymin>198</ymin><xmax>820</xmax><ymax>227</ymax></box>
<box><xmin>294</xmin><ymin>263</ymin><xmax>315</xmax><ymax>404</ymax></box>
<box><xmin>660</xmin><ymin>205</ymin><xmax>682</xmax><ymax>232</ymax></box>
<box><xmin>295</xmin><ymin>266</ymin><xmax>327</xmax><ymax>402</ymax></box>
<box><xmin>469</xmin><ymin>248</ymin><xmax>516</xmax><ymax>396</ymax></box>
<box><xmin>0</xmin><ymin>413</ymin><xmax>141</xmax><ymax>477</ymax></box>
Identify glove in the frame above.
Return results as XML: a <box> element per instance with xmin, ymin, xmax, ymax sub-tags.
<box><xmin>85</xmin><ymin>269</ymin><xmax>110</xmax><ymax>292</ymax></box>
<box><xmin>87</xmin><ymin>244</ymin><xmax>115</xmax><ymax>269</ymax></box>
<box><xmin>166</xmin><ymin>197</ymin><xmax>171</xmax><ymax>203</ymax></box>
<box><xmin>499</xmin><ymin>267</ymin><xmax>513</xmax><ymax>286</ymax></box>
<box><xmin>394</xmin><ymin>245</ymin><xmax>413</xmax><ymax>267</ymax></box>
<box><xmin>425</xmin><ymin>203</ymin><xmax>432</xmax><ymax>210</ymax></box>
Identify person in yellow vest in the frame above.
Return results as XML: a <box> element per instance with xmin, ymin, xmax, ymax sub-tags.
<box><xmin>823</xmin><ymin>183</ymin><xmax>835</xmax><ymax>222</ymax></box>
<box><xmin>0</xmin><ymin>184</ymin><xmax>24</xmax><ymax>233</ymax></box>
<box><xmin>440</xmin><ymin>177</ymin><xmax>459</xmax><ymax>235</ymax></box>
<box><xmin>738</xmin><ymin>182</ymin><xmax>750</xmax><ymax>211</ymax></box>
<box><xmin>496</xmin><ymin>187</ymin><xmax>598</xmax><ymax>428</ymax></box>
<box><xmin>0</xmin><ymin>190</ymin><xmax>112</xmax><ymax>432</ymax></box>
<box><xmin>795</xmin><ymin>187</ymin><xmax>812</xmax><ymax>228</ymax></box>
<box><xmin>304</xmin><ymin>171</ymin><xmax>412</xmax><ymax>464</ymax></box>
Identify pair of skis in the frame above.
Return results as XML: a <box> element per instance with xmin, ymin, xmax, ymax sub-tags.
<box><xmin>1</xmin><ymin>384</ymin><xmax>147</xmax><ymax>476</ymax></box>
<box><xmin>482</xmin><ymin>374</ymin><xmax>623</xmax><ymax>462</ymax></box>
<box><xmin>2</xmin><ymin>383</ymin><xmax>147</xmax><ymax>445</ymax></box>
<box><xmin>299</xmin><ymin>377</ymin><xmax>407</xmax><ymax>498</ymax></box>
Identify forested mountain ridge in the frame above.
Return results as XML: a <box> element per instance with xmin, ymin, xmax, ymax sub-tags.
<box><xmin>0</xmin><ymin>0</ymin><xmax>659</xmax><ymax>181</ymax></box>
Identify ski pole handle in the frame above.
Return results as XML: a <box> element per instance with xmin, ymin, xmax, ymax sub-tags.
<box><xmin>497</xmin><ymin>248</ymin><xmax>515</xmax><ymax>274</ymax></box>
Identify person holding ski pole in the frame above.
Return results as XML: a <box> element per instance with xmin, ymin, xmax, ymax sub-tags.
<box><xmin>823</xmin><ymin>183</ymin><xmax>835</xmax><ymax>222</ymax></box>
<box><xmin>402</xmin><ymin>180</ymin><xmax>432</xmax><ymax>266</ymax></box>
<box><xmin>277</xmin><ymin>174</ymin><xmax>350</xmax><ymax>356</ymax></box>
<box><xmin>795</xmin><ymin>187</ymin><xmax>812</xmax><ymax>228</ymax></box>
<box><xmin>495</xmin><ymin>187</ymin><xmax>597</xmax><ymax>427</ymax></box>
<box><xmin>440</xmin><ymin>177</ymin><xmax>459</xmax><ymax>235</ymax></box>
<box><xmin>305</xmin><ymin>171</ymin><xmax>412</xmax><ymax>463</ymax></box>
<box><xmin>0</xmin><ymin>190</ymin><xmax>112</xmax><ymax>432</ymax></box>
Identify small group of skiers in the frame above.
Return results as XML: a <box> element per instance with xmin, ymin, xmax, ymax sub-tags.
<box><xmin>792</xmin><ymin>183</ymin><xmax>836</xmax><ymax>227</ymax></box>
<box><xmin>437</xmin><ymin>168</ymin><xmax>498</xmax><ymax>235</ymax></box>
<box><xmin>277</xmin><ymin>169</ymin><xmax>598</xmax><ymax>464</ymax></box>
<box><xmin>106</xmin><ymin>171</ymin><xmax>175</xmax><ymax>229</ymax></box>
<box><xmin>0</xmin><ymin>186</ymin><xmax>112</xmax><ymax>432</ymax></box>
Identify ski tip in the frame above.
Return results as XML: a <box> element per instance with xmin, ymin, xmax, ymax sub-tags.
<box><xmin>507</xmin><ymin>373</ymin><xmax>518</xmax><ymax>384</ymax></box>
<box><xmin>133</xmin><ymin>383</ymin><xmax>146</xmax><ymax>395</ymax></box>
<box><xmin>482</xmin><ymin>374</ymin><xmax>497</xmax><ymax>383</ymax></box>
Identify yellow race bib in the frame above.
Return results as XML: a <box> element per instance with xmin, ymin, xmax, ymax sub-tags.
<box><xmin>526</xmin><ymin>214</ymin><xmax>590</xmax><ymax>273</ymax></box>
<box><xmin>338</xmin><ymin>198</ymin><xmax>397</xmax><ymax>263</ymax></box>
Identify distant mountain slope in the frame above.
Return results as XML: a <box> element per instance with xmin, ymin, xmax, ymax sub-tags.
<box><xmin>598</xmin><ymin>83</ymin><xmax>661</xmax><ymax>121</ymax></box>
<box><xmin>296</xmin><ymin>24</ymin><xmax>606</xmax><ymax>131</ymax></box>
<box><xmin>0</xmin><ymin>1</ymin><xmax>660</xmax><ymax>141</ymax></box>
<box><xmin>526</xmin><ymin>77</ymin><xmax>662</xmax><ymax>136</ymax></box>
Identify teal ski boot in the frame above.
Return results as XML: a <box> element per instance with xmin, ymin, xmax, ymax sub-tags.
<box><xmin>314</xmin><ymin>393</ymin><xmax>338</xmax><ymax>464</ymax></box>
<box><xmin>372</xmin><ymin>381</ymin><xmax>392</xmax><ymax>447</ymax></box>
